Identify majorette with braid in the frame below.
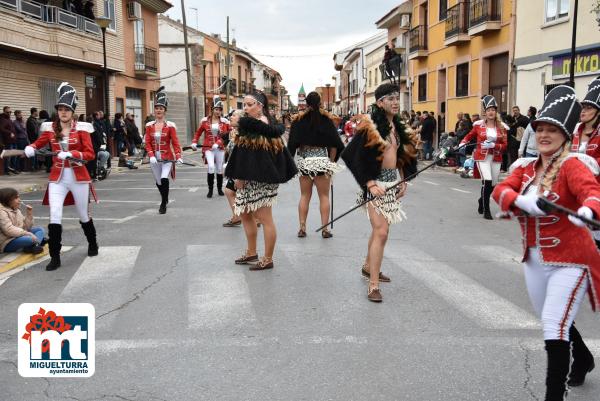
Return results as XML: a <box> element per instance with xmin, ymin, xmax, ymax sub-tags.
<box><xmin>24</xmin><ymin>82</ymin><xmax>98</xmax><ymax>271</ymax></box>
<box><xmin>287</xmin><ymin>91</ymin><xmax>345</xmax><ymax>239</ymax></box>
<box><xmin>572</xmin><ymin>76</ymin><xmax>600</xmax><ymax>249</ymax></box>
<box><xmin>492</xmin><ymin>85</ymin><xmax>600</xmax><ymax>401</ymax></box>
<box><xmin>144</xmin><ymin>87</ymin><xmax>183</xmax><ymax>215</ymax></box>
<box><xmin>191</xmin><ymin>95</ymin><xmax>231</xmax><ymax>198</ymax></box>
<box><xmin>224</xmin><ymin>91</ymin><xmax>297</xmax><ymax>271</ymax></box>
<box><xmin>341</xmin><ymin>83</ymin><xmax>417</xmax><ymax>303</ymax></box>
<box><xmin>459</xmin><ymin>95</ymin><xmax>508</xmax><ymax>220</ymax></box>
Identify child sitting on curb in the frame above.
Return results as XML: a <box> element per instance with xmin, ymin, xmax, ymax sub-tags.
<box><xmin>0</xmin><ymin>187</ymin><xmax>45</xmax><ymax>254</ymax></box>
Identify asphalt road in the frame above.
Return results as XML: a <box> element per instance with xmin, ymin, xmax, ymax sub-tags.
<box><xmin>0</xmin><ymin>155</ymin><xmax>597</xmax><ymax>401</ymax></box>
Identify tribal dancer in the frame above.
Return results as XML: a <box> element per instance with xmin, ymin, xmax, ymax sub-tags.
<box><xmin>192</xmin><ymin>96</ymin><xmax>231</xmax><ymax>198</ymax></box>
<box><xmin>24</xmin><ymin>82</ymin><xmax>98</xmax><ymax>271</ymax></box>
<box><xmin>341</xmin><ymin>83</ymin><xmax>417</xmax><ymax>302</ymax></box>
<box><xmin>287</xmin><ymin>91</ymin><xmax>344</xmax><ymax>238</ymax></box>
<box><xmin>459</xmin><ymin>95</ymin><xmax>508</xmax><ymax>220</ymax></box>
<box><xmin>144</xmin><ymin>87</ymin><xmax>182</xmax><ymax>214</ymax></box>
<box><xmin>224</xmin><ymin>92</ymin><xmax>297</xmax><ymax>270</ymax></box>
<box><xmin>572</xmin><ymin>76</ymin><xmax>600</xmax><ymax>249</ymax></box>
<box><xmin>493</xmin><ymin>85</ymin><xmax>600</xmax><ymax>401</ymax></box>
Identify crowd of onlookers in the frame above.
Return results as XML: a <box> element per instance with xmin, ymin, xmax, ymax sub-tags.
<box><xmin>0</xmin><ymin>105</ymin><xmax>143</xmax><ymax>179</ymax></box>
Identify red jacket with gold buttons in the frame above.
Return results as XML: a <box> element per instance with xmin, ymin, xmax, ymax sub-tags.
<box><xmin>192</xmin><ymin>117</ymin><xmax>230</xmax><ymax>150</ymax></box>
<box><xmin>460</xmin><ymin>119</ymin><xmax>508</xmax><ymax>163</ymax></box>
<box><xmin>144</xmin><ymin>120</ymin><xmax>182</xmax><ymax>161</ymax></box>
<box><xmin>492</xmin><ymin>154</ymin><xmax>600</xmax><ymax>310</ymax></box>
<box><xmin>572</xmin><ymin>123</ymin><xmax>600</xmax><ymax>183</ymax></box>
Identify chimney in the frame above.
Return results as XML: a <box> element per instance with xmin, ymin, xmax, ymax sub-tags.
<box><xmin>232</xmin><ymin>38</ymin><xmax>237</xmax><ymax>48</ymax></box>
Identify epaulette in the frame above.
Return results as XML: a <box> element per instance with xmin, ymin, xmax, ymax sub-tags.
<box><xmin>508</xmin><ymin>157</ymin><xmax>537</xmax><ymax>173</ymax></box>
<box><xmin>145</xmin><ymin>120</ymin><xmax>155</xmax><ymax>127</ymax></box>
<box><xmin>76</xmin><ymin>122</ymin><xmax>94</xmax><ymax>133</ymax></box>
<box><xmin>166</xmin><ymin>121</ymin><xmax>177</xmax><ymax>129</ymax></box>
<box><xmin>473</xmin><ymin>120</ymin><xmax>484</xmax><ymax>127</ymax></box>
<box><xmin>220</xmin><ymin>117</ymin><xmax>230</xmax><ymax>123</ymax></box>
<box><xmin>564</xmin><ymin>153</ymin><xmax>600</xmax><ymax>176</ymax></box>
<box><xmin>40</xmin><ymin>121</ymin><xmax>53</xmax><ymax>132</ymax></box>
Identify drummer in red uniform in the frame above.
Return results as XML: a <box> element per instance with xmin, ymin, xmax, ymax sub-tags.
<box><xmin>493</xmin><ymin>85</ymin><xmax>600</xmax><ymax>401</ymax></box>
<box><xmin>24</xmin><ymin>82</ymin><xmax>98</xmax><ymax>271</ymax></box>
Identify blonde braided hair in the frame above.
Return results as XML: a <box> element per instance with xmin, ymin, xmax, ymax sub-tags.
<box><xmin>540</xmin><ymin>143</ymin><xmax>571</xmax><ymax>192</ymax></box>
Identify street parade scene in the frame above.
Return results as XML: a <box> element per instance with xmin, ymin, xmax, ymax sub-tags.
<box><xmin>0</xmin><ymin>0</ymin><xmax>600</xmax><ymax>400</ymax></box>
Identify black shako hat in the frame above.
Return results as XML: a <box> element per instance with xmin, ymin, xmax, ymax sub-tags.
<box><xmin>481</xmin><ymin>95</ymin><xmax>498</xmax><ymax>110</ymax></box>
<box><xmin>213</xmin><ymin>95</ymin><xmax>223</xmax><ymax>109</ymax></box>
<box><xmin>582</xmin><ymin>76</ymin><xmax>600</xmax><ymax>110</ymax></box>
<box><xmin>375</xmin><ymin>83</ymin><xmax>400</xmax><ymax>102</ymax></box>
<box><xmin>55</xmin><ymin>82</ymin><xmax>78</xmax><ymax>111</ymax></box>
<box><xmin>155</xmin><ymin>86</ymin><xmax>168</xmax><ymax>110</ymax></box>
<box><xmin>532</xmin><ymin>85</ymin><xmax>581</xmax><ymax>139</ymax></box>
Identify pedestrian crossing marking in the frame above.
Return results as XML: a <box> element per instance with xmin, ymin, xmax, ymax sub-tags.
<box><xmin>463</xmin><ymin>245</ymin><xmax>523</xmax><ymax>275</ymax></box>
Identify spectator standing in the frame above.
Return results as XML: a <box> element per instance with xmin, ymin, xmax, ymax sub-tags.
<box><xmin>0</xmin><ymin>106</ymin><xmax>19</xmax><ymax>175</ymax></box>
<box><xmin>510</xmin><ymin>106</ymin><xmax>529</xmax><ymax>164</ymax></box>
<box><xmin>26</xmin><ymin>108</ymin><xmax>40</xmax><ymax>170</ymax></box>
<box><xmin>13</xmin><ymin>110</ymin><xmax>29</xmax><ymax>171</ymax></box>
<box><xmin>38</xmin><ymin>110</ymin><xmax>52</xmax><ymax>173</ymax></box>
<box><xmin>454</xmin><ymin>112</ymin><xmax>464</xmax><ymax>132</ymax></box>
<box><xmin>113</xmin><ymin>113</ymin><xmax>126</xmax><ymax>155</ymax></box>
<box><xmin>471</xmin><ymin>113</ymin><xmax>480</xmax><ymax>123</ymax></box>
<box><xmin>518</xmin><ymin>123</ymin><xmax>537</xmax><ymax>158</ymax></box>
<box><xmin>125</xmin><ymin>113</ymin><xmax>141</xmax><ymax>155</ymax></box>
<box><xmin>83</xmin><ymin>0</ymin><xmax>95</xmax><ymax>19</ymax></box>
<box><xmin>420</xmin><ymin>111</ymin><xmax>436</xmax><ymax>160</ymax></box>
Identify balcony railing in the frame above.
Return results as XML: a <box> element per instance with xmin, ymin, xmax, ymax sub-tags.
<box><xmin>134</xmin><ymin>45</ymin><xmax>157</xmax><ymax>74</ymax></box>
<box><xmin>0</xmin><ymin>0</ymin><xmax>100</xmax><ymax>35</ymax></box>
<box><xmin>445</xmin><ymin>1</ymin><xmax>469</xmax><ymax>39</ymax></box>
<box><xmin>409</xmin><ymin>25</ymin><xmax>428</xmax><ymax>54</ymax></box>
<box><xmin>469</xmin><ymin>0</ymin><xmax>500</xmax><ymax>28</ymax></box>
<box><xmin>220</xmin><ymin>77</ymin><xmax>237</xmax><ymax>95</ymax></box>
<box><xmin>241</xmin><ymin>81</ymin><xmax>247</xmax><ymax>94</ymax></box>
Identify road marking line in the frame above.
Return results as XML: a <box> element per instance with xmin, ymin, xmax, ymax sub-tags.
<box><xmin>386</xmin><ymin>245</ymin><xmax>539</xmax><ymax>330</ymax></box>
<box><xmin>94</xmin><ymin>187</ymin><xmax>199</xmax><ymax>190</ymax></box>
<box><xmin>34</xmin><ymin>217</ymin><xmax>120</xmax><ymax>221</ymax></box>
<box><xmin>113</xmin><ymin>215</ymin><xmax>138</xmax><ymax>224</ymax></box>
<box><xmin>22</xmin><ymin>200</ymin><xmax>162</xmax><ymax>204</ymax></box>
<box><xmin>187</xmin><ymin>245</ymin><xmax>258</xmax><ymax>330</ymax></box>
<box><xmin>451</xmin><ymin>188</ymin><xmax>471</xmax><ymax>194</ymax></box>
<box><xmin>188</xmin><ymin>187</ymin><xmax>199</xmax><ymax>192</ymax></box>
<box><xmin>0</xmin><ymin>246</ymin><xmax>74</xmax><ymax>284</ymax></box>
<box><xmin>58</xmin><ymin>246</ymin><xmax>140</xmax><ymax>330</ymax></box>
<box><xmin>423</xmin><ymin>180</ymin><xmax>440</xmax><ymax>186</ymax></box>
<box><xmin>463</xmin><ymin>245</ymin><xmax>523</xmax><ymax>276</ymax></box>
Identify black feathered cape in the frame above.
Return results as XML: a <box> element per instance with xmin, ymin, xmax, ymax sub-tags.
<box><xmin>287</xmin><ymin>109</ymin><xmax>345</xmax><ymax>161</ymax></box>
<box><xmin>341</xmin><ymin>107</ymin><xmax>417</xmax><ymax>187</ymax></box>
<box><xmin>225</xmin><ymin>117</ymin><xmax>298</xmax><ymax>184</ymax></box>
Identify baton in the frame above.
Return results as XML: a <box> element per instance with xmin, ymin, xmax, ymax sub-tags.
<box><xmin>537</xmin><ymin>197</ymin><xmax>600</xmax><ymax>230</ymax></box>
<box><xmin>315</xmin><ymin>143</ymin><xmax>467</xmax><ymax>232</ymax></box>
<box><xmin>330</xmin><ymin>179</ymin><xmax>334</xmax><ymax>229</ymax></box>
<box><xmin>160</xmin><ymin>159</ymin><xmax>199</xmax><ymax>167</ymax></box>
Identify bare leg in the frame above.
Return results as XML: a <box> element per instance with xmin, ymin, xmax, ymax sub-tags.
<box><xmin>240</xmin><ymin>212</ymin><xmax>257</xmax><ymax>255</ymax></box>
<box><xmin>254</xmin><ymin>207</ymin><xmax>276</xmax><ymax>259</ymax></box>
<box><xmin>366</xmin><ymin>203</ymin><xmax>389</xmax><ymax>292</ymax></box>
<box><xmin>224</xmin><ymin>188</ymin><xmax>240</xmax><ymax>222</ymax></box>
<box><xmin>298</xmin><ymin>176</ymin><xmax>313</xmax><ymax>228</ymax></box>
<box><xmin>313</xmin><ymin>175</ymin><xmax>331</xmax><ymax>228</ymax></box>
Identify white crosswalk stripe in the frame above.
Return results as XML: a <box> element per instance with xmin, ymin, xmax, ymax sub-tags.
<box><xmin>58</xmin><ymin>246</ymin><xmax>140</xmax><ymax>330</ymax></box>
<box><xmin>386</xmin><ymin>245</ymin><xmax>539</xmax><ymax>330</ymax></box>
<box><xmin>187</xmin><ymin>245</ymin><xmax>258</xmax><ymax>330</ymax></box>
<box><xmin>462</xmin><ymin>245</ymin><xmax>524</xmax><ymax>275</ymax></box>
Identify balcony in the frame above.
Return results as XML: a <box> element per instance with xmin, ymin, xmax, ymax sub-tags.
<box><xmin>408</xmin><ymin>25</ymin><xmax>428</xmax><ymax>60</ymax></box>
<box><xmin>379</xmin><ymin>54</ymin><xmax>405</xmax><ymax>83</ymax></box>
<box><xmin>445</xmin><ymin>1</ymin><xmax>470</xmax><ymax>45</ymax></box>
<box><xmin>219</xmin><ymin>77</ymin><xmax>237</xmax><ymax>95</ymax></box>
<box><xmin>134</xmin><ymin>45</ymin><xmax>158</xmax><ymax>76</ymax></box>
<box><xmin>468</xmin><ymin>0</ymin><xmax>501</xmax><ymax>36</ymax></box>
<box><xmin>241</xmin><ymin>81</ymin><xmax>247</xmax><ymax>94</ymax></box>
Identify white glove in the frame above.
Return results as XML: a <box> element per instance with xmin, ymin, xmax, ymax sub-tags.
<box><xmin>24</xmin><ymin>146</ymin><xmax>35</xmax><ymax>158</ymax></box>
<box><xmin>57</xmin><ymin>151</ymin><xmax>72</xmax><ymax>160</ymax></box>
<box><xmin>176</xmin><ymin>158</ymin><xmax>183</xmax><ymax>165</ymax></box>
<box><xmin>150</xmin><ymin>156</ymin><xmax>157</xmax><ymax>165</ymax></box>
<box><xmin>212</xmin><ymin>143</ymin><xmax>219</xmax><ymax>150</ymax></box>
<box><xmin>481</xmin><ymin>141</ymin><xmax>495</xmax><ymax>149</ymax></box>
<box><xmin>100</xmin><ymin>144</ymin><xmax>107</xmax><ymax>150</ymax></box>
<box><xmin>568</xmin><ymin>206</ymin><xmax>594</xmax><ymax>228</ymax></box>
<box><xmin>514</xmin><ymin>191</ymin><xmax>546</xmax><ymax>216</ymax></box>
<box><xmin>191</xmin><ymin>143</ymin><xmax>198</xmax><ymax>151</ymax></box>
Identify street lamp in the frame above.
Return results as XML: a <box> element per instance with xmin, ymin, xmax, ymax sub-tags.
<box><xmin>325</xmin><ymin>83</ymin><xmax>331</xmax><ymax>112</ymax></box>
<box><xmin>95</xmin><ymin>16</ymin><xmax>112</xmax><ymax>119</ymax></box>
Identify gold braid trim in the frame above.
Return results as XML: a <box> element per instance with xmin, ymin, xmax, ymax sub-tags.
<box><xmin>351</xmin><ymin>114</ymin><xmax>387</xmax><ymax>162</ymax></box>
<box><xmin>236</xmin><ymin>135</ymin><xmax>284</xmax><ymax>153</ymax></box>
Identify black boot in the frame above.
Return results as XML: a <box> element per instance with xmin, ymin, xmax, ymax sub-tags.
<box><xmin>216</xmin><ymin>174</ymin><xmax>224</xmax><ymax>196</ymax></box>
<box><xmin>483</xmin><ymin>180</ymin><xmax>494</xmax><ymax>220</ymax></box>
<box><xmin>207</xmin><ymin>173</ymin><xmax>214</xmax><ymax>198</ymax></box>
<box><xmin>159</xmin><ymin>178</ymin><xmax>169</xmax><ymax>214</ymax></box>
<box><xmin>478</xmin><ymin>183</ymin><xmax>484</xmax><ymax>214</ymax></box>
<box><xmin>80</xmin><ymin>219</ymin><xmax>99</xmax><ymax>256</ymax></box>
<box><xmin>545</xmin><ymin>340</ymin><xmax>571</xmax><ymax>401</ymax></box>
<box><xmin>568</xmin><ymin>325</ymin><xmax>595</xmax><ymax>387</ymax></box>
<box><xmin>46</xmin><ymin>224</ymin><xmax>62</xmax><ymax>271</ymax></box>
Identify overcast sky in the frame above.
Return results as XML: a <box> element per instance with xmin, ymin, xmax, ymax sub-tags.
<box><xmin>164</xmin><ymin>0</ymin><xmax>402</xmax><ymax>103</ymax></box>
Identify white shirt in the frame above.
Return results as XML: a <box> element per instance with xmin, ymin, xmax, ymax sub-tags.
<box><xmin>485</xmin><ymin>127</ymin><xmax>497</xmax><ymax>142</ymax></box>
<box><xmin>579</xmin><ymin>141</ymin><xmax>588</xmax><ymax>153</ymax></box>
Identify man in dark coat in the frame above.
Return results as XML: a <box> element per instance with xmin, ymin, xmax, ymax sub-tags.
<box><xmin>0</xmin><ymin>106</ymin><xmax>18</xmax><ymax>174</ymax></box>
<box><xmin>420</xmin><ymin>112</ymin><xmax>436</xmax><ymax>160</ymax></box>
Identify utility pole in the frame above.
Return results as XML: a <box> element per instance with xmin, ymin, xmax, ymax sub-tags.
<box><xmin>569</xmin><ymin>0</ymin><xmax>579</xmax><ymax>88</ymax></box>
<box><xmin>226</xmin><ymin>16</ymin><xmax>231</xmax><ymax>114</ymax></box>
<box><xmin>181</xmin><ymin>0</ymin><xmax>195</xmax><ymax>142</ymax></box>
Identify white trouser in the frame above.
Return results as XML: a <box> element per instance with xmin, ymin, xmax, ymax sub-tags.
<box><xmin>524</xmin><ymin>247</ymin><xmax>589</xmax><ymax>341</ymax></box>
<box><xmin>150</xmin><ymin>162</ymin><xmax>172</xmax><ymax>185</ymax></box>
<box><xmin>205</xmin><ymin>149</ymin><xmax>225</xmax><ymax>174</ymax></box>
<box><xmin>476</xmin><ymin>154</ymin><xmax>501</xmax><ymax>184</ymax></box>
<box><xmin>49</xmin><ymin>168</ymin><xmax>90</xmax><ymax>224</ymax></box>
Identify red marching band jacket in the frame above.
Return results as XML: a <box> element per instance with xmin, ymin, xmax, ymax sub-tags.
<box><xmin>30</xmin><ymin>121</ymin><xmax>97</xmax><ymax>205</ymax></box>
<box><xmin>492</xmin><ymin>154</ymin><xmax>600</xmax><ymax>310</ymax></box>
<box><xmin>460</xmin><ymin>120</ymin><xmax>508</xmax><ymax>178</ymax></box>
<box><xmin>572</xmin><ymin>123</ymin><xmax>600</xmax><ymax>182</ymax></box>
<box><xmin>192</xmin><ymin>117</ymin><xmax>231</xmax><ymax>150</ymax></box>
<box><xmin>144</xmin><ymin>120</ymin><xmax>182</xmax><ymax>178</ymax></box>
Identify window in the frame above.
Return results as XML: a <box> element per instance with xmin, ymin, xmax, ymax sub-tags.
<box><xmin>368</xmin><ymin>70</ymin><xmax>372</xmax><ymax>88</ymax></box>
<box><xmin>40</xmin><ymin>78</ymin><xmax>61</xmax><ymax>112</ymax></box>
<box><xmin>418</xmin><ymin>74</ymin><xmax>427</xmax><ymax>102</ymax></box>
<box><xmin>456</xmin><ymin>63</ymin><xmax>469</xmax><ymax>97</ymax></box>
<box><xmin>133</xmin><ymin>19</ymin><xmax>144</xmax><ymax>46</ymax></box>
<box><xmin>104</xmin><ymin>0</ymin><xmax>116</xmax><ymax>30</ymax></box>
<box><xmin>439</xmin><ymin>0</ymin><xmax>448</xmax><ymax>21</ymax></box>
<box><xmin>375</xmin><ymin>68</ymin><xmax>378</xmax><ymax>85</ymax></box>
<box><xmin>545</xmin><ymin>0</ymin><xmax>569</xmax><ymax>22</ymax></box>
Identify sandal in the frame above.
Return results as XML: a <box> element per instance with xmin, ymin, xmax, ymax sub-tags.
<box><xmin>321</xmin><ymin>229</ymin><xmax>333</xmax><ymax>239</ymax></box>
<box><xmin>297</xmin><ymin>223</ymin><xmax>307</xmax><ymax>238</ymax></box>
<box><xmin>223</xmin><ymin>218</ymin><xmax>242</xmax><ymax>227</ymax></box>
<box><xmin>235</xmin><ymin>250</ymin><xmax>258</xmax><ymax>265</ymax></box>
<box><xmin>249</xmin><ymin>257</ymin><xmax>274</xmax><ymax>271</ymax></box>
<box><xmin>361</xmin><ymin>263</ymin><xmax>391</xmax><ymax>283</ymax></box>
